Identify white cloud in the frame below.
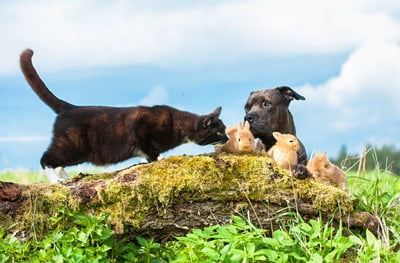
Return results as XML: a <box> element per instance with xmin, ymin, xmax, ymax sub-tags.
<box><xmin>293</xmin><ymin>41</ymin><xmax>400</xmax><ymax>152</ymax></box>
<box><xmin>0</xmin><ymin>136</ymin><xmax>49</xmax><ymax>143</ymax></box>
<box><xmin>139</xmin><ymin>85</ymin><xmax>169</xmax><ymax>105</ymax></box>
<box><xmin>1</xmin><ymin>0</ymin><xmax>399</xmax><ymax>75</ymax></box>
<box><xmin>297</xmin><ymin>41</ymin><xmax>400</xmax><ymax>120</ymax></box>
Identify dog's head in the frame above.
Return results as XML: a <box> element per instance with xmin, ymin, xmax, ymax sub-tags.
<box><xmin>194</xmin><ymin>107</ymin><xmax>229</xmax><ymax>145</ymax></box>
<box><xmin>244</xmin><ymin>86</ymin><xmax>305</xmax><ymax>137</ymax></box>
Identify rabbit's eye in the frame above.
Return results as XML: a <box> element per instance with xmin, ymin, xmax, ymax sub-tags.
<box><xmin>289</xmin><ymin>140</ymin><xmax>293</xmax><ymax>143</ymax></box>
<box><xmin>238</xmin><ymin>138</ymin><xmax>241</xmax><ymax>142</ymax></box>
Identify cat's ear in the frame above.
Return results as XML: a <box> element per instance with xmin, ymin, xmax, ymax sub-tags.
<box><xmin>210</xmin><ymin>107</ymin><xmax>222</xmax><ymax>117</ymax></box>
<box><xmin>198</xmin><ymin>107</ymin><xmax>222</xmax><ymax>128</ymax></box>
<box><xmin>272</xmin><ymin>132</ymin><xmax>282</xmax><ymax>140</ymax></box>
<box><xmin>200</xmin><ymin>107</ymin><xmax>222</xmax><ymax>127</ymax></box>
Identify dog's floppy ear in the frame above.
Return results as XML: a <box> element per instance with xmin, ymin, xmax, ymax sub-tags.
<box><xmin>277</xmin><ymin>86</ymin><xmax>305</xmax><ymax>102</ymax></box>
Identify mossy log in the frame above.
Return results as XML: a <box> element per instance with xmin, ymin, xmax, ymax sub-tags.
<box><xmin>0</xmin><ymin>154</ymin><xmax>379</xmax><ymax>241</ymax></box>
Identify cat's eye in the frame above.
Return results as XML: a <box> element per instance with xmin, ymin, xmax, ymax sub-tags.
<box><xmin>217</xmin><ymin>132</ymin><xmax>223</xmax><ymax>136</ymax></box>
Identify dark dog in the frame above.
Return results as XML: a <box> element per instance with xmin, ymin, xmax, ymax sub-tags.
<box><xmin>20</xmin><ymin>49</ymin><xmax>228</xmax><ymax>182</ymax></box>
<box><xmin>244</xmin><ymin>86</ymin><xmax>308</xmax><ymax>177</ymax></box>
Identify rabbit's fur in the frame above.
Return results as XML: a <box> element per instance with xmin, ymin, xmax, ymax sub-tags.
<box><xmin>267</xmin><ymin>132</ymin><xmax>299</xmax><ymax>171</ymax></box>
<box><xmin>216</xmin><ymin>121</ymin><xmax>255</xmax><ymax>154</ymax></box>
<box><xmin>307</xmin><ymin>152</ymin><xmax>348</xmax><ymax>191</ymax></box>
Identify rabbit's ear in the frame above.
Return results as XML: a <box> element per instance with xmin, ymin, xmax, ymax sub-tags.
<box><xmin>226</xmin><ymin>126</ymin><xmax>237</xmax><ymax>137</ymax></box>
<box><xmin>238</xmin><ymin>122</ymin><xmax>244</xmax><ymax>129</ymax></box>
<box><xmin>272</xmin><ymin>132</ymin><xmax>282</xmax><ymax>140</ymax></box>
<box><xmin>322</xmin><ymin>152</ymin><xmax>328</xmax><ymax>157</ymax></box>
<box><xmin>244</xmin><ymin>121</ymin><xmax>250</xmax><ymax>130</ymax></box>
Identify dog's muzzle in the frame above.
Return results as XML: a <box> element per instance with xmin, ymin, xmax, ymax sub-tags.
<box><xmin>247</xmin><ymin>123</ymin><xmax>272</xmax><ymax>138</ymax></box>
<box><xmin>244</xmin><ymin>113</ymin><xmax>257</xmax><ymax>124</ymax></box>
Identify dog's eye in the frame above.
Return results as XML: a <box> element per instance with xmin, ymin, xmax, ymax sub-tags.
<box><xmin>263</xmin><ymin>101</ymin><xmax>272</xmax><ymax>108</ymax></box>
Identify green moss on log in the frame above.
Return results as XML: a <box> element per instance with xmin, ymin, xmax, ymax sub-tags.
<box><xmin>1</xmin><ymin>154</ymin><xmax>353</xmax><ymax>239</ymax></box>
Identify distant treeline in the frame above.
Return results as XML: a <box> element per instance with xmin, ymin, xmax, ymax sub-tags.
<box><xmin>331</xmin><ymin>144</ymin><xmax>400</xmax><ymax>175</ymax></box>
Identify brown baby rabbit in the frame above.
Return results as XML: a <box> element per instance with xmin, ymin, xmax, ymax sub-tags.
<box><xmin>307</xmin><ymin>152</ymin><xmax>348</xmax><ymax>191</ymax></box>
<box><xmin>216</xmin><ymin>121</ymin><xmax>255</xmax><ymax>154</ymax></box>
<box><xmin>267</xmin><ymin>132</ymin><xmax>299</xmax><ymax>171</ymax></box>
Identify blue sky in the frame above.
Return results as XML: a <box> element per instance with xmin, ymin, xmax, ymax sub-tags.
<box><xmin>0</xmin><ymin>0</ymin><xmax>399</xmax><ymax>170</ymax></box>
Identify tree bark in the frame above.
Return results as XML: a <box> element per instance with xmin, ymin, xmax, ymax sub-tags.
<box><xmin>0</xmin><ymin>154</ymin><xmax>379</xmax><ymax>241</ymax></box>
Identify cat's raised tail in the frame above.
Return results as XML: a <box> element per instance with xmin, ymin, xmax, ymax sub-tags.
<box><xmin>20</xmin><ymin>49</ymin><xmax>76</xmax><ymax>114</ymax></box>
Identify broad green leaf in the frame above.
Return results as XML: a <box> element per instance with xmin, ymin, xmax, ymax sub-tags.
<box><xmin>246</xmin><ymin>243</ymin><xmax>256</xmax><ymax>255</ymax></box>
<box><xmin>77</xmin><ymin>232</ymin><xmax>88</xmax><ymax>244</ymax></box>
<box><xmin>0</xmin><ymin>255</ymin><xmax>9</xmax><ymax>263</ymax></box>
<box><xmin>201</xmin><ymin>247</ymin><xmax>220</xmax><ymax>260</ymax></box>
<box><xmin>96</xmin><ymin>228</ymin><xmax>113</xmax><ymax>240</ymax></box>
<box><xmin>136</xmin><ymin>236</ymin><xmax>148</xmax><ymax>247</ymax></box>
<box><xmin>366</xmin><ymin>230</ymin><xmax>377</xmax><ymax>245</ymax></box>
<box><xmin>52</xmin><ymin>255</ymin><xmax>64</xmax><ymax>263</ymax></box>
<box><xmin>262</xmin><ymin>237</ymin><xmax>279</xmax><ymax>247</ymax></box>
<box><xmin>309</xmin><ymin>253</ymin><xmax>323</xmax><ymax>263</ymax></box>
<box><xmin>232</xmin><ymin>216</ymin><xmax>246</xmax><ymax>225</ymax></box>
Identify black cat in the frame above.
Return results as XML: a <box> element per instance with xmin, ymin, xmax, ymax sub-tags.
<box><xmin>20</xmin><ymin>49</ymin><xmax>228</xmax><ymax>174</ymax></box>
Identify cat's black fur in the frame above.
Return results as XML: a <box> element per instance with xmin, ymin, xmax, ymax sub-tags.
<box><xmin>20</xmin><ymin>49</ymin><xmax>228</xmax><ymax>168</ymax></box>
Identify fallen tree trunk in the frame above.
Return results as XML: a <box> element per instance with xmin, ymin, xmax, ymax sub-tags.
<box><xmin>0</xmin><ymin>154</ymin><xmax>379</xmax><ymax>241</ymax></box>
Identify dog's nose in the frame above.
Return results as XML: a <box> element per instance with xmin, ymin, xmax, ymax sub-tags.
<box><xmin>245</xmin><ymin>113</ymin><xmax>257</xmax><ymax>123</ymax></box>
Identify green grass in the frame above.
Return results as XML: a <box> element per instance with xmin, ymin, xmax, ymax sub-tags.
<box><xmin>0</xmin><ymin>167</ymin><xmax>399</xmax><ymax>262</ymax></box>
<box><xmin>347</xmin><ymin>170</ymin><xmax>400</xmax><ymax>195</ymax></box>
<box><xmin>0</xmin><ymin>170</ymin><xmax>49</xmax><ymax>184</ymax></box>
<box><xmin>1</xmin><ymin>207</ymin><xmax>399</xmax><ymax>262</ymax></box>
<box><xmin>0</xmin><ymin>169</ymin><xmax>105</xmax><ymax>184</ymax></box>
